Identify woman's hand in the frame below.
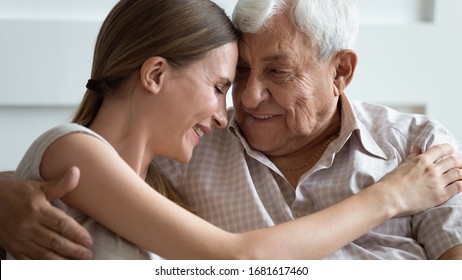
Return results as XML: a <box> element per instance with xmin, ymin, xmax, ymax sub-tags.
<box><xmin>378</xmin><ymin>143</ymin><xmax>462</xmax><ymax>217</ymax></box>
<box><xmin>0</xmin><ymin>167</ymin><xmax>94</xmax><ymax>259</ymax></box>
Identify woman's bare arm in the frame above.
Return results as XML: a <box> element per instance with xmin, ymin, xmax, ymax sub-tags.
<box><xmin>39</xmin><ymin>133</ymin><xmax>462</xmax><ymax>259</ymax></box>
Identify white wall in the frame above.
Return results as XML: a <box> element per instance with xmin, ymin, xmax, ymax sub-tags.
<box><xmin>351</xmin><ymin>0</ymin><xmax>462</xmax><ymax>143</ymax></box>
<box><xmin>1</xmin><ymin>0</ymin><xmax>461</xmax><ymax>170</ymax></box>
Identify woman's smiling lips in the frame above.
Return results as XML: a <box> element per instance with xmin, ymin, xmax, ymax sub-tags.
<box><xmin>193</xmin><ymin>124</ymin><xmax>210</xmax><ymax>140</ymax></box>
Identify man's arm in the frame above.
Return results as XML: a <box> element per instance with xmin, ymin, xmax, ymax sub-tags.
<box><xmin>438</xmin><ymin>244</ymin><xmax>462</xmax><ymax>260</ymax></box>
<box><xmin>0</xmin><ymin>168</ymin><xmax>93</xmax><ymax>259</ymax></box>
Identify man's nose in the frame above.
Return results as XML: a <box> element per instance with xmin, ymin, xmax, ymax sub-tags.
<box><xmin>240</xmin><ymin>72</ymin><xmax>269</xmax><ymax>108</ymax></box>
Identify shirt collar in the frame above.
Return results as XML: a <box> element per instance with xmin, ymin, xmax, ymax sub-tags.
<box><xmin>339</xmin><ymin>95</ymin><xmax>388</xmax><ymax>160</ymax></box>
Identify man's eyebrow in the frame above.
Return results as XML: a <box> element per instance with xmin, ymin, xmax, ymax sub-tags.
<box><xmin>219</xmin><ymin>77</ymin><xmax>232</xmax><ymax>87</ymax></box>
<box><xmin>262</xmin><ymin>54</ymin><xmax>289</xmax><ymax>62</ymax></box>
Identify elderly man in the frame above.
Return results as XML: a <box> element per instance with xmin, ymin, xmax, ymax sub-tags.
<box><xmin>156</xmin><ymin>0</ymin><xmax>462</xmax><ymax>259</ymax></box>
<box><xmin>1</xmin><ymin>0</ymin><xmax>462</xmax><ymax>259</ymax></box>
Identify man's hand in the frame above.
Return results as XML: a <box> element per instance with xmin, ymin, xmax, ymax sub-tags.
<box><xmin>0</xmin><ymin>167</ymin><xmax>93</xmax><ymax>259</ymax></box>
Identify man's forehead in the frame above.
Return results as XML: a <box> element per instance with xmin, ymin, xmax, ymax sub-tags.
<box><xmin>238</xmin><ymin>32</ymin><xmax>301</xmax><ymax>63</ymax></box>
<box><xmin>239</xmin><ymin>26</ymin><xmax>290</xmax><ymax>45</ymax></box>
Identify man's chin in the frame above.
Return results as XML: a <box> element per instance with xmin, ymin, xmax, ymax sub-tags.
<box><xmin>245</xmin><ymin>135</ymin><xmax>278</xmax><ymax>154</ymax></box>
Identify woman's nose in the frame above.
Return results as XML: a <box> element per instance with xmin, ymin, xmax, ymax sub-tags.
<box><xmin>212</xmin><ymin>99</ymin><xmax>228</xmax><ymax>128</ymax></box>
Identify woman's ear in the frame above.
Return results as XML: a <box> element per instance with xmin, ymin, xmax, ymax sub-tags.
<box><xmin>333</xmin><ymin>50</ymin><xmax>357</xmax><ymax>97</ymax></box>
<box><xmin>140</xmin><ymin>56</ymin><xmax>167</xmax><ymax>95</ymax></box>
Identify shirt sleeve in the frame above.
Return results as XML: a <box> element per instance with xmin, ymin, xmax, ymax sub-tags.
<box><xmin>410</xmin><ymin>122</ymin><xmax>462</xmax><ymax>259</ymax></box>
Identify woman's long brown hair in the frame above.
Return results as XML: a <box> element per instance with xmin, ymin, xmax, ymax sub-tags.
<box><xmin>72</xmin><ymin>0</ymin><xmax>240</xmax><ymax>208</ymax></box>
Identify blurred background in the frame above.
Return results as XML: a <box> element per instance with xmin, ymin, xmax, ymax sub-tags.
<box><xmin>1</xmin><ymin>0</ymin><xmax>461</xmax><ymax>170</ymax></box>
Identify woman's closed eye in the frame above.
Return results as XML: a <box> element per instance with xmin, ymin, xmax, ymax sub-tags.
<box><xmin>214</xmin><ymin>85</ymin><xmax>224</xmax><ymax>95</ymax></box>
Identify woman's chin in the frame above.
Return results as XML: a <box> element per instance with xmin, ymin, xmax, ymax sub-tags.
<box><xmin>174</xmin><ymin>150</ymin><xmax>193</xmax><ymax>164</ymax></box>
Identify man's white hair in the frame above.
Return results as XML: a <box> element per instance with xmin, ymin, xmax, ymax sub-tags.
<box><xmin>232</xmin><ymin>0</ymin><xmax>359</xmax><ymax>60</ymax></box>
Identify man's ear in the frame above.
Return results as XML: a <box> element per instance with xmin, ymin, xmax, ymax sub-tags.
<box><xmin>140</xmin><ymin>56</ymin><xmax>167</xmax><ymax>95</ymax></box>
<box><xmin>333</xmin><ymin>50</ymin><xmax>357</xmax><ymax>97</ymax></box>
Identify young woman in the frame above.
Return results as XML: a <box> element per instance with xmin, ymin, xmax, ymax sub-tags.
<box><xmin>3</xmin><ymin>0</ymin><xmax>462</xmax><ymax>259</ymax></box>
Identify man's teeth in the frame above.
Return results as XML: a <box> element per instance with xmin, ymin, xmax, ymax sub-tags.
<box><xmin>193</xmin><ymin>126</ymin><xmax>205</xmax><ymax>138</ymax></box>
<box><xmin>253</xmin><ymin>114</ymin><xmax>274</xmax><ymax>120</ymax></box>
